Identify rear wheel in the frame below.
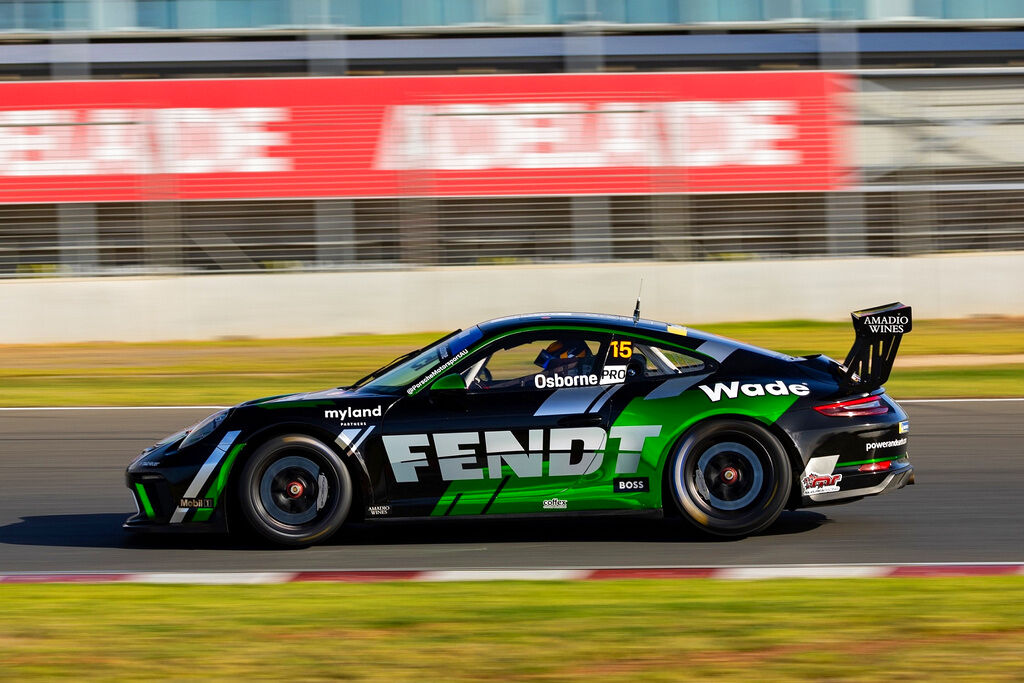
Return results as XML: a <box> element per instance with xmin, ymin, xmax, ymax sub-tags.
<box><xmin>668</xmin><ymin>420</ymin><xmax>791</xmax><ymax>537</ymax></box>
<box><xmin>239</xmin><ymin>435</ymin><xmax>352</xmax><ymax>547</ymax></box>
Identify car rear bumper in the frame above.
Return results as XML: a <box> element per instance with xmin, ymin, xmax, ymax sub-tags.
<box><xmin>800</xmin><ymin>460</ymin><xmax>914</xmax><ymax>506</ymax></box>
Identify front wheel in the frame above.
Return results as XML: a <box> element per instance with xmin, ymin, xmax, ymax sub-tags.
<box><xmin>668</xmin><ymin>420</ymin><xmax>792</xmax><ymax>537</ymax></box>
<box><xmin>238</xmin><ymin>435</ymin><xmax>353</xmax><ymax>547</ymax></box>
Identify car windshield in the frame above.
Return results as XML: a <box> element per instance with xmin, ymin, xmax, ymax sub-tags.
<box><xmin>353</xmin><ymin>326</ymin><xmax>484</xmax><ymax>394</ymax></box>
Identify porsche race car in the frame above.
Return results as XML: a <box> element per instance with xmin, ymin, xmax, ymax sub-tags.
<box><xmin>126</xmin><ymin>303</ymin><xmax>914</xmax><ymax>546</ymax></box>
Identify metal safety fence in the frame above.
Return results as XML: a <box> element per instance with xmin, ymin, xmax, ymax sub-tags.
<box><xmin>1</xmin><ymin>70</ymin><xmax>1023</xmax><ymax>277</ymax></box>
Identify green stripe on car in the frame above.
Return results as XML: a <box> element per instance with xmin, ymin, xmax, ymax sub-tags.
<box><xmin>134</xmin><ymin>483</ymin><xmax>155</xmax><ymax>519</ymax></box>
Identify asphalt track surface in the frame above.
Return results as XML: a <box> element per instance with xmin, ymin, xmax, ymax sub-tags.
<box><xmin>0</xmin><ymin>402</ymin><xmax>1021</xmax><ymax>572</ymax></box>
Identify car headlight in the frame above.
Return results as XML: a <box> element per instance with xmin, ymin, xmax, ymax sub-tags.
<box><xmin>179</xmin><ymin>409</ymin><xmax>230</xmax><ymax>449</ymax></box>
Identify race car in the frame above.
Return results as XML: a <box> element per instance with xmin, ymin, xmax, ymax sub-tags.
<box><xmin>126</xmin><ymin>303</ymin><xmax>915</xmax><ymax>546</ymax></box>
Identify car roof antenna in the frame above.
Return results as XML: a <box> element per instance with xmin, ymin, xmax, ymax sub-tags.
<box><xmin>632</xmin><ymin>278</ymin><xmax>643</xmax><ymax>325</ymax></box>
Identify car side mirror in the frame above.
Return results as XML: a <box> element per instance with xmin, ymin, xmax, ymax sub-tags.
<box><xmin>429</xmin><ymin>373</ymin><xmax>467</xmax><ymax>392</ymax></box>
<box><xmin>625</xmin><ymin>356</ymin><xmax>647</xmax><ymax>381</ymax></box>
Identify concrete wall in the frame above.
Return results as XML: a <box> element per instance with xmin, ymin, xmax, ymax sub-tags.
<box><xmin>2</xmin><ymin>252</ymin><xmax>1021</xmax><ymax>343</ymax></box>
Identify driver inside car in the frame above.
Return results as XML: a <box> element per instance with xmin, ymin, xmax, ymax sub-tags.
<box><xmin>533</xmin><ymin>338</ymin><xmax>596</xmax><ymax>379</ymax></box>
<box><xmin>470</xmin><ymin>337</ymin><xmax>597</xmax><ymax>390</ymax></box>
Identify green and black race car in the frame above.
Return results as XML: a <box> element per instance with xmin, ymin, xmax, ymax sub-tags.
<box><xmin>126</xmin><ymin>304</ymin><xmax>914</xmax><ymax>546</ymax></box>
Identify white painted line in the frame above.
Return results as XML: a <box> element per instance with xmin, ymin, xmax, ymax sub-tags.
<box><xmin>900</xmin><ymin>398</ymin><xmax>1024</xmax><ymax>403</ymax></box>
<box><xmin>128</xmin><ymin>572</ymin><xmax>296</xmax><ymax>585</ymax></box>
<box><xmin>2</xmin><ymin>563</ymin><xmax>1023</xmax><ymax>584</ymax></box>
<box><xmin>792</xmin><ymin>561</ymin><xmax>1022</xmax><ymax>567</ymax></box>
<box><xmin>457</xmin><ymin>561</ymin><xmax>1024</xmax><ymax>570</ymax></box>
<box><xmin>0</xmin><ymin>406</ymin><xmax>229</xmax><ymax>411</ymax></box>
<box><xmin>418</xmin><ymin>570</ymin><xmax>591</xmax><ymax>582</ymax></box>
<box><xmin>716</xmin><ymin>566</ymin><xmax>891</xmax><ymax>580</ymax></box>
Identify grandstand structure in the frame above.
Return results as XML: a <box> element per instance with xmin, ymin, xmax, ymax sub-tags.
<box><xmin>2</xmin><ymin>0</ymin><xmax>1024</xmax><ymax>275</ymax></box>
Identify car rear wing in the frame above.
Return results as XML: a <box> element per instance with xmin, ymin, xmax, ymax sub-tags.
<box><xmin>841</xmin><ymin>302</ymin><xmax>912</xmax><ymax>391</ymax></box>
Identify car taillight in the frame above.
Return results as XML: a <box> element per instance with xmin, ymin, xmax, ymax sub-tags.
<box><xmin>859</xmin><ymin>460</ymin><xmax>892</xmax><ymax>472</ymax></box>
<box><xmin>814</xmin><ymin>394</ymin><xmax>889</xmax><ymax>417</ymax></box>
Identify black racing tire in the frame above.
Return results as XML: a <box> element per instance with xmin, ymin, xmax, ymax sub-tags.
<box><xmin>238</xmin><ymin>435</ymin><xmax>352</xmax><ymax>547</ymax></box>
<box><xmin>668</xmin><ymin>420</ymin><xmax>791</xmax><ymax>537</ymax></box>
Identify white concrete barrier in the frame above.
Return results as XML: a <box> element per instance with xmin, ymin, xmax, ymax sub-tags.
<box><xmin>1</xmin><ymin>251</ymin><xmax>1021</xmax><ymax>343</ymax></box>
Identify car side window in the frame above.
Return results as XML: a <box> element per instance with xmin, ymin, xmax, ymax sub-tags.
<box><xmin>465</xmin><ymin>333</ymin><xmax>607</xmax><ymax>392</ymax></box>
<box><xmin>604</xmin><ymin>337</ymin><xmax>708</xmax><ymax>381</ymax></box>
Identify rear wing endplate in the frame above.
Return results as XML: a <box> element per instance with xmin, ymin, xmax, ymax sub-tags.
<box><xmin>842</xmin><ymin>302</ymin><xmax>912</xmax><ymax>391</ymax></box>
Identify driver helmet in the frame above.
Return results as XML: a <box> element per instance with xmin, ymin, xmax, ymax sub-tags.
<box><xmin>535</xmin><ymin>338</ymin><xmax>593</xmax><ymax>376</ymax></box>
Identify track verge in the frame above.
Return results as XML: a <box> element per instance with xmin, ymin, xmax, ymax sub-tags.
<box><xmin>1</xmin><ymin>563</ymin><xmax>1021</xmax><ymax>584</ymax></box>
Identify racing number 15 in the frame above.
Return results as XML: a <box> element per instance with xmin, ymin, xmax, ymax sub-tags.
<box><xmin>610</xmin><ymin>340</ymin><xmax>633</xmax><ymax>359</ymax></box>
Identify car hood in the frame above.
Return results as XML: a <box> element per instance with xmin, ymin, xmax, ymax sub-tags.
<box><xmin>239</xmin><ymin>386</ymin><xmax>398</xmax><ymax>408</ymax></box>
<box><xmin>242</xmin><ymin>388</ymin><xmax>353</xmax><ymax>406</ymax></box>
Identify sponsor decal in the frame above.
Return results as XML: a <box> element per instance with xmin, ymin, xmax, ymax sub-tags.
<box><xmin>899</xmin><ymin>420</ymin><xmax>910</xmax><ymax>434</ymax></box>
<box><xmin>801</xmin><ymin>472</ymin><xmax>842</xmax><ymax>495</ymax></box>
<box><xmin>534</xmin><ymin>373</ymin><xmax>599</xmax><ymax>389</ymax></box>
<box><xmin>600</xmin><ymin>365</ymin><xmax>628</xmax><ymax>385</ymax></box>
<box><xmin>613</xmin><ymin>477</ymin><xmax>650</xmax><ymax>493</ymax></box>
<box><xmin>864</xmin><ymin>315</ymin><xmax>911</xmax><ymax>335</ymax></box>
<box><xmin>698</xmin><ymin>380</ymin><xmax>810</xmax><ymax>402</ymax></box>
<box><xmin>323</xmin><ymin>405</ymin><xmax>383</xmax><ymax>425</ymax></box>
<box><xmin>367</xmin><ymin>505</ymin><xmax>391</xmax><ymax>516</ymax></box>
<box><xmin>542</xmin><ymin>498</ymin><xmax>568</xmax><ymax>510</ymax></box>
<box><xmin>408</xmin><ymin>348</ymin><xmax>470</xmax><ymax>395</ymax></box>
<box><xmin>383</xmin><ymin>425</ymin><xmax>661</xmax><ymax>484</ymax></box>
<box><xmin>179</xmin><ymin>497</ymin><xmax>214</xmax><ymax>509</ymax></box>
<box><xmin>865</xmin><ymin>437</ymin><xmax>908</xmax><ymax>451</ymax></box>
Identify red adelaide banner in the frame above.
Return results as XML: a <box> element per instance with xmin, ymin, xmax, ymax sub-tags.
<box><xmin>0</xmin><ymin>72</ymin><xmax>847</xmax><ymax>203</ymax></box>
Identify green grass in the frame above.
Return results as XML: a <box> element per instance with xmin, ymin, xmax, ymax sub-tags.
<box><xmin>885</xmin><ymin>364</ymin><xmax>1024</xmax><ymax>399</ymax></box>
<box><xmin>0</xmin><ymin>319</ymin><xmax>1020</xmax><ymax>405</ymax></box>
<box><xmin>0</xmin><ymin>578</ymin><xmax>1021</xmax><ymax>680</ymax></box>
<box><xmin>701</xmin><ymin>317</ymin><xmax>1024</xmax><ymax>358</ymax></box>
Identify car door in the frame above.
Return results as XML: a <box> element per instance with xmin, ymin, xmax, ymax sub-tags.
<box><xmin>378</xmin><ymin>328</ymin><xmax>615</xmax><ymax>517</ymax></box>
<box><xmin>564</xmin><ymin>333</ymin><xmax>714</xmax><ymax>511</ymax></box>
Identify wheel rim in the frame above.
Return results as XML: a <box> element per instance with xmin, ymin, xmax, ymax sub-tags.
<box><xmin>259</xmin><ymin>454</ymin><xmax>334</xmax><ymax>526</ymax></box>
<box><xmin>674</xmin><ymin>431</ymin><xmax>777</xmax><ymax>519</ymax></box>
<box><xmin>694</xmin><ymin>442</ymin><xmax>764</xmax><ymax>511</ymax></box>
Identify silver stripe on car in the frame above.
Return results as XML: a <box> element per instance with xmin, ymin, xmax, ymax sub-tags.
<box><xmin>169</xmin><ymin>430</ymin><xmax>241</xmax><ymax>524</ymax></box>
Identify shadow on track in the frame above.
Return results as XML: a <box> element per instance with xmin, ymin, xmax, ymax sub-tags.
<box><xmin>0</xmin><ymin>514</ymin><xmax>253</xmax><ymax>551</ymax></box>
<box><xmin>332</xmin><ymin>510</ymin><xmax>829</xmax><ymax>546</ymax></box>
<box><xmin>0</xmin><ymin>510</ymin><xmax>829</xmax><ymax>551</ymax></box>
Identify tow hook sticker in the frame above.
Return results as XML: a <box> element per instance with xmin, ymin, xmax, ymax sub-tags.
<box><xmin>799</xmin><ymin>454</ymin><xmax>841</xmax><ymax>496</ymax></box>
<box><xmin>801</xmin><ymin>472</ymin><xmax>842</xmax><ymax>494</ymax></box>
